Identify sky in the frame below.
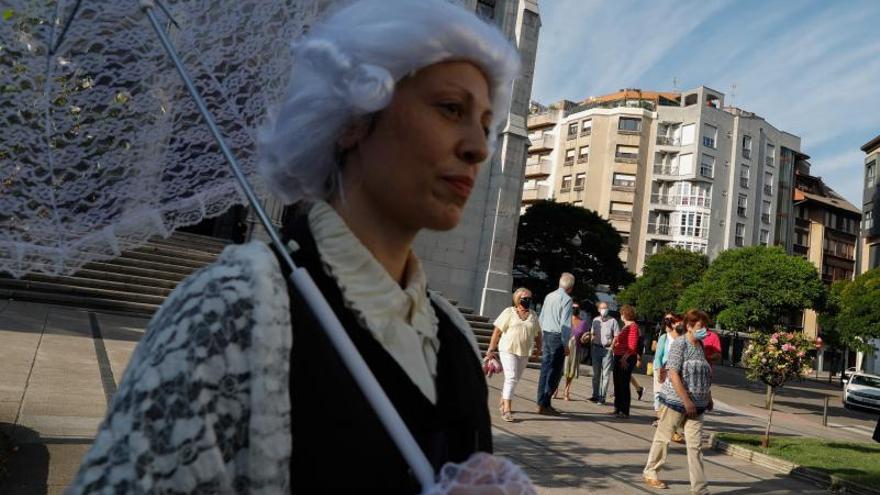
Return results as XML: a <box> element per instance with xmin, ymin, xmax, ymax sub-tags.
<box><xmin>530</xmin><ymin>0</ymin><xmax>880</xmax><ymax>206</ymax></box>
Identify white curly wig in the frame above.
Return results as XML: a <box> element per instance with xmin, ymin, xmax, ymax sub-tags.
<box><xmin>258</xmin><ymin>0</ymin><xmax>522</xmax><ymax>204</ymax></box>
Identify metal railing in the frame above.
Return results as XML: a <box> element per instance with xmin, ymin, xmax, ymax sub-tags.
<box><xmin>765</xmin><ymin>156</ymin><xmax>774</xmax><ymax>167</ymax></box>
<box><xmin>656</xmin><ymin>135</ymin><xmax>680</xmax><ymax>146</ymax></box>
<box><xmin>743</xmin><ymin>149</ymin><xmax>752</xmax><ymax>159</ymax></box>
<box><xmin>613</xmin><ymin>179</ymin><xmax>636</xmax><ymax>188</ymax></box>
<box><xmin>647</xmin><ymin>223</ymin><xmax>671</xmax><ymax>236</ymax></box>
<box><xmin>764</xmin><ymin>184</ymin><xmax>773</xmax><ymax>195</ymax></box>
<box><xmin>580</xmin><ymin>128</ymin><xmax>592</xmax><ymax>137</ymax></box>
<box><xmin>653</xmin><ymin>165</ymin><xmax>683</xmax><ymax>176</ymax></box>
<box><xmin>616</xmin><ymin>153</ymin><xmax>639</xmax><ymax>163</ymax></box>
<box><xmin>762</xmin><ymin>213</ymin><xmax>771</xmax><ymax>223</ymax></box>
<box><xmin>739</xmin><ymin>177</ymin><xmax>749</xmax><ymax>188</ymax></box>
<box><xmin>650</xmin><ymin>194</ymin><xmax>712</xmax><ymax>208</ymax></box>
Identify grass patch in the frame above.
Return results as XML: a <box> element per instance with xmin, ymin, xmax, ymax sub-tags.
<box><xmin>717</xmin><ymin>432</ymin><xmax>880</xmax><ymax>487</ymax></box>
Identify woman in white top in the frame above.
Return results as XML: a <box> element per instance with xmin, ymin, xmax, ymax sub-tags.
<box><xmin>486</xmin><ymin>287</ymin><xmax>542</xmax><ymax>422</ymax></box>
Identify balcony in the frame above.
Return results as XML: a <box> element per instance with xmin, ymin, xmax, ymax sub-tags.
<box><xmin>580</xmin><ymin>128</ymin><xmax>592</xmax><ymax>137</ymax></box>
<box><xmin>609</xmin><ymin>211</ymin><xmax>633</xmax><ymax>221</ymax></box>
<box><xmin>656</xmin><ymin>135</ymin><xmax>680</xmax><ymax>146</ymax></box>
<box><xmin>762</xmin><ymin>213</ymin><xmax>771</xmax><ymax>223</ymax></box>
<box><xmin>765</xmin><ymin>156</ymin><xmax>774</xmax><ymax>167</ymax></box>
<box><xmin>764</xmin><ymin>184</ymin><xmax>773</xmax><ymax>196</ymax></box>
<box><xmin>566</xmin><ymin>131</ymin><xmax>578</xmax><ymax>141</ymax></box>
<box><xmin>564</xmin><ymin>158</ymin><xmax>574</xmax><ymax>166</ymax></box>
<box><xmin>650</xmin><ymin>194</ymin><xmax>712</xmax><ymax>210</ymax></box>
<box><xmin>735</xmin><ymin>237</ymin><xmax>744</xmax><ymax>247</ymax></box>
<box><xmin>703</xmin><ymin>136</ymin><xmax>716</xmax><ymax>148</ymax></box>
<box><xmin>612</xmin><ymin>179</ymin><xmax>636</xmax><ymax>190</ymax></box>
<box><xmin>529</xmin><ymin>134</ymin><xmax>554</xmax><ymax>151</ymax></box>
<box><xmin>793</xmin><ymin>244</ymin><xmax>809</xmax><ymax>256</ymax></box>
<box><xmin>524</xmin><ymin>158</ymin><xmax>552</xmax><ymax>178</ymax></box>
<box><xmin>743</xmin><ymin>149</ymin><xmax>752</xmax><ymax>160</ymax></box>
<box><xmin>577</xmin><ymin>155</ymin><xmax>589</xmax><ymax>164</ymax></box>
<box><xmin>739</xmin><ymin>177</ymin><xmax>749</xmax><ymax>188</ymax></box>
<box><xmin>618</xmin><ymin>128</ymin><xmax>641</xmax><ymax>136</ymax></box>
<box><xmin>615</xmin><ymin>153</ymin><xmax>639</xmax><ymax>164</ymax></box>
<box><xmin>522</xmin><ymin>185</ymin><xmax>549</xmax><ymax>203</ymax></box>
<box><xmin>795</xmin><ymin>217</ymin><xmax>810</xmax><ymax>228</ymax></box>
<box><xmin>737</xmin><ymin>207</ymin><xmax>747</xmax><ymax>218</ymax></box>
<box><xmin>653</xmin><ymin>165</ymin><xmax>684</xmax><ymax>179</ymax></box>
<box><xmin>646</xmin><ymin>223</ymin><xmax>671</xmax><ymax>236</ymax></box>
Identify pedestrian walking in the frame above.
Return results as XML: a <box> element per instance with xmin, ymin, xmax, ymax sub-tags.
<box><xmin>486</xmin><ymin>288</ymin><xmax>542</xmax><ymax>422</ymax></box>
<box><xmin>557</xmin><ymin>303</ymin><xmax>590</xmax><ymax>401</ymax></box>
<box><xmin>589</xmin><ymin>301</ymin><xmax>619</xmax><ymax>405</ymax></box>
<box><xmin>67</xmin><ymin>1</ymin><xmax>527</xmax><ymax>492</ymax></box>
<box><xmin>536</xmin><ymin>273</ymin><xmax>575</xmax><ymax>415</ymax></box>
<box><xmin>652</xmin><ymin>313</ymin><xmax>685</xmax><ymax>443</ymax></box>
<box><xmin>643</xmin><ymin>309</ymin><xmax>714</xmax><ymax>494</ymax></box>
<box><xmin>611</xmin><ymin>305</ymin><xmax>640</xmax><ymax>419</ymax></box>
<box><xmin>630</xmin><ymin>325</ymin><xmax>646</xmax><ymax>401</ymax></box>
<box><xmin>702</xmin><ymin>327</ymin><xmax>722</xmax><ymax>366</ymax></box>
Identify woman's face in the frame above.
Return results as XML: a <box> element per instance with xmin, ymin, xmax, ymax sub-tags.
<box><xmin>342</xmin><ymin>61</ymin><xmax>492</xmax><ymax>232</ymax></box>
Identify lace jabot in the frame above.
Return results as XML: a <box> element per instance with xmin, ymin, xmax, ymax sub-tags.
<box><xmin>307</xmin><ymin>201</ymin><xmax>441</xmax><ymax>404</ymax></box>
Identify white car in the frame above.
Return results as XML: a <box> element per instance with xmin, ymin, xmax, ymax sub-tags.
<box><xmin>843</xmin><ymin>372</ymin><xmax>880</xmax><ymax>412</ymax></box>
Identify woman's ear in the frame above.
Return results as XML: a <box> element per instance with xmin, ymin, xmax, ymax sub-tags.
<box><xmin>337</xmin><ymin>116</ymin><xmax>372</xmax><ymax>151</ymax></box>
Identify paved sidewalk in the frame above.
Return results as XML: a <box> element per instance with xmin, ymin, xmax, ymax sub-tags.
<box><xmin>486</xmin><ymin>369</ymin><xmax>828</xmax><ymax>494</ymax></box>
<box><xmin>0</xmin><ymin>299</ymin><xmax>861</xmax><ymax>494</ymax></box>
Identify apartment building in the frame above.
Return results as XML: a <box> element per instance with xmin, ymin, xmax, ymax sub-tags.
<box><xmin>791</xmin><ymin>170</ymin><xmax>860</xmax><ymax>339</ymax></box>
<box><xmin>525</xmin><ymin>86</ymin><xmax>802</xmax><ymax>273</ymax></box>
<box><xmin>859</xmin><ymin>134</ymin><xmax>880</xmax><ymax>273</ymax></box>
<box><xmin>857</xmin><ymin>133</ymin><xmax>880</xmax><ymax>374</ymax></box>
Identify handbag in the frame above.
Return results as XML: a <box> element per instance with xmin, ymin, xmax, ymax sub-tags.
<box><xmin>482</xmin><ymin>355</ymin><xmax>502</xmax><ymax>378</ymax></box>
<box><xmin>646</xmin><ymin>362</ymin><xmax>654</xmax><ymax>377</ymax></box>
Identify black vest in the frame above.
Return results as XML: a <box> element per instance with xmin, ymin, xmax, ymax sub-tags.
<box><xmin>277</xmin><ymin>212</ymin><xmax>492</xmax><ymax>494</ymax></box>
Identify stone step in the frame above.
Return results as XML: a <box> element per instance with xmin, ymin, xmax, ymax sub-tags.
<box><xmin>79</xmin><ymin>261</ymin><xmax>191</xmax><ymax>284</ymax></box>
<box><xmin>20</xmin><ymin>273</ymin><xmax>174</xmax><ymax>298</ymax></box>
<box><xmin>469</xmin><ymin>321</ymin><xmax>494</xmax><ymax>331</ymax></box>
<box><xmin>116</xmin><ymin>249</ymin><xmax>216</xmax><ymax>271</ymax></box>
<box><xmin>85</xmin><ymin>255</ymin><xmax>199</xmax><ymax>278</ymax></box>
<box><xmin>166</xmin><ymin>231</ymin><xmax>231</xmax><ymax>248</ymax></box>
<box><xmin>132</xmin><ymin>242</ymin><xmax>224</xmax><ymax>264</ymax></box>
<box><xmin>0</xmin><ymin>278</ymin><xmax>167</xmax><ymax>306</ymax></box>
<box><xmin>61</xmin><ymin>267</ymin><xmax>182</xmax><ymax>290</ymax></box>
<box><xmin>0</xmin><ymin>287</ymin><xmax>159</xmax><ymax>315</ymax></box>
<box><xmin>463</xmin><ymin>314</ymin><xmax>490</xmax><ymax>323</ymax></box>
<box><xmin>148</xmin><ymin>236</ymin><xmax>228</xmax><ymax>255</ymax></box>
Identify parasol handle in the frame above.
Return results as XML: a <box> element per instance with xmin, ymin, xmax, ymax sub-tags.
<box><xmin>140</xmin><ymin>1</ymin><xmax>436</xmax><ymax>489</ymax></box>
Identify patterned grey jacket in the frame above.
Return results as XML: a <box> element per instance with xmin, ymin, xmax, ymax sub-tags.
<box><xmin>67</xmin><ymin>241</ymin><xmax>478</xmax><ymax>494</ymax></box>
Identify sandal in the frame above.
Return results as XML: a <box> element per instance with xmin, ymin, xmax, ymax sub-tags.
<box><xmin>501</xmin><ymin>411</ymin><xmax>514</xmax><ymax>422</ymax></box>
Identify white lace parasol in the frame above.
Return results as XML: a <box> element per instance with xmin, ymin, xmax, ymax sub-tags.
<box><xmin>0</xmin><ymin>0</ymin><xmax>315</xmax><ymax>277</ymax></box>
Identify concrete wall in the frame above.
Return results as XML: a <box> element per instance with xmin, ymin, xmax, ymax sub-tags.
<box><xmin>413</xmin><ymin>0</ymin><xmax>541</xmax><ymax>317</ymax></box>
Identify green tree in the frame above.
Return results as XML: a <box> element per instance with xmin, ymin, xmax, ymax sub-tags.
<box><xmin>617</xmin><ymin>248</ymin><xmax>708</xmax><ymax>322</ymax></box>
<box><xmin>818</xmin><ymin>281</ymin><xmax>848</xmax><ymax>383</ymax></box>
<box><xmin>678</xmin><ymin>246</ymin><xmax>824</xmax><ymax>332</ymax></box>
<box><xmin>513</xmin><ymin>200</ymin><xmax>633</xmax><ymax>306</ymax></box>
<box><xmin>836</xmin><ymin>267</ymin><xmax>880</xmax><ymax>353</ymax></box>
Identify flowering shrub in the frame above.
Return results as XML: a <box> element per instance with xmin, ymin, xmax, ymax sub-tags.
<box><xmin>743</xmin><ymin>331</ymin><xmax>814</xmax><ymax>388</ymax></box>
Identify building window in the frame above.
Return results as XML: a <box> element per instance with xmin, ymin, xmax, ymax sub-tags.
<box><xmin>702</xmin><ymin>123</ymin><xmax>717</xmax><ymax>148</ymax></box>
<box><xmin>735</xmin><ymin>223</ymin><xmax>745</xmax><ymax>247</ymax></box>
<box><xmin>573</xmin><ymin>200</ymin><xmax>584</xmax><ymax>207</ymax></box>
<box><xmin>681</xmin><ymin>123</ymin><xmax>695</xmax><ymax>146</ymax></box>
<box><xmin>700</xmin><ymin>154</ymin><xmax>715</xmax><ymax>178</ymax></box>
<box><xmin>565</xmin><ymin>148</ymin><xmax>575</xmax><ymax>165</ymax></box>
<box><xmin>574</xmin><ymin>172</ymin><xmax>586</xmax><ymax>189</ymax></box>
<box><xmin>567</xmin><ymin>122</ymin><xmax>578</xmax><ymax>138</ymax></box>
<box><xmin>866</xmin><ymin>208</ymin><xmax>874</xmax><ymax>230</ymax></box>
<box><xmin>760</xmin><ymin>229</ymin><xmax>770</xmax><ymax>246</ymax></box>
<box><xmin>762</xmin><ymin>200</ymin><xmax>772</xmax><ymax>223</ymax></box>
<box><xmin>684</xmin><ymin>93</ymin><xmax>698</xmax><ymax>106</ymax></box>
<box><xmin>868</xmin><ymin>160</ymin><xmax>877</xmax><ymax>187</ymax></box>
<box><xmin>764</xmin><ymin>171</ymin><xmax>773</xmax><ymax>196</ymax></box>
<box><xmin>615</xmin><ymin>144</ymin><xmax>639</xmax><ymax>161</ymax></box>
<box><xmin>581</xmin><ymin>119</ymin><xmax>592</xmax><ymax>136</ymax></box>
<box><xmin>737</xmin><ymin>194</ymin><xmax>748</xmax><ymax>217</ymax></box>
<box><xmin>742</xmin><ymin>135</ymin><xmax>752</xmax><ymax>159</ymax></box>
<box><xmin>618</xmin><ymin>117</ymin><xmax>641</xmax><ymax>132</ymax></box>
<box><xmin>561</xmin><ymin>175</ymin><xmax>572</xmax><ymax>191</ymax></box>
<box><xmin>740</xmin><ymin>164</ymin><xmax>750</xmax><ymax>188</ymax></box>
<box><xmin>578</xmin><ymin>145</ymin><xmax>589</xmax><ymax>163</ymax></box>
<box><xmin>613</xmin><ymin>173</ymin><xmax>636</xmax><ymax>188</ymax></box>
<box><xmin>610</xmin><ymin>201</ymin><xmax>633</xmax><ymax>216</ymax></box>
<box><xmin>766</xmin><ymin>144</ymin><xmax>776</xmax><ymax>167</ymax></box>
<box><xmin>678</xmin><ymin>212</ymin><xmax>708</xmax><ymax>238</ymax></box>
<box><xmin>475</xmin><ymin>0</ymin><xmax>496</xmax><ymax>20</ymax></box>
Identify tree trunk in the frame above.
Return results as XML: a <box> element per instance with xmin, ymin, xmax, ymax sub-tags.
<box><xmin>761</xmin><ymin>388</ymin><xmax>775</xmax><ymax>448</ymax></box>
<box><xmin>765</xmin><ymin>384</ymin><xmax>773</xmax><ymax>409</ymax></box>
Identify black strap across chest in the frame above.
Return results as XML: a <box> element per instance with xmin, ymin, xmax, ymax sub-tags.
<box><xmin>275</xmin><ymin>211</ymin><xmax>491</xmax><ymax>494</ymax></box>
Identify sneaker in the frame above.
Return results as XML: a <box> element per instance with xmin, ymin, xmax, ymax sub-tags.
<box><xmin>537</xmin><ymin>406</ymin><xmax>561</xmax><ymax>416</ymax></box>
<box><xmin>502</xmin><ymin>411</ymin><xmax>514</xmax><ymax>422</ymax></box>
<box><xmin>671</xmin><ymin>432</ymin><xmax>685</xmax><ymax>444</ymax></box>
<box><xmin>637</xmin><ymin>386</ymin><xmax>645</xmax><ymax>401</ymax></box>
<box><xmin>588</xmin><ymin>397</ymin><xmax>599</xmax><ymax>403</ymax></box>
<box><xmin>643</xmin><ymin>477</ymin><xmax>668</xmax><ymax>489</ymax></box>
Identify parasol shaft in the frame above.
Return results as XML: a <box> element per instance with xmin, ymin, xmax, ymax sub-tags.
<box><xmin>140</xmin><ymin>1</ymin><xmax>436</xmax><ymax>489</ymax></box>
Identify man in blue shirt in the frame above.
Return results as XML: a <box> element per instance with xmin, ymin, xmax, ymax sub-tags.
<box><xmin>536</xmin><ymin>272</ymin><xmax>575</xmax><ymax>414</ymax></box>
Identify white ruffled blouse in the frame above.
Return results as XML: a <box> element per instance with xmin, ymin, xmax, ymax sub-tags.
<box><xmin>307</xmin><ymin>201</ymin><xmax>440</xmax><ymax>403</ymax></box>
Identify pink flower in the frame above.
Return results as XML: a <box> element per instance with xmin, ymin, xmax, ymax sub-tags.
<box><xmin>770</xmin><ymin>336</ymin><xmax>779</xmax><ymax>344</ymax></box>
<box><xmin>797</xmin><ymin>351</ymin><xmax>806</xmax><ymax>358</ymax></box>
<box><xmin>782</xmin><ymin>343</ymin><xmax>795</xmax><ymax>352</ymax></box>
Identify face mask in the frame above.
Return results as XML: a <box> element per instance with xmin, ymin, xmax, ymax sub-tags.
<box><xmin>599</xmin><ymin>309</ymin><xmax>608</xmax><ymax>317</ymax></box>
<box><xmin>694</xmin><ymin>327</ymin><xmax>707</xmax><ymax>340</ymax></box>
<box><xmin>519</xmin><ymin>298</ymin><xmax>532</xmax><ymax>308</ymax></box>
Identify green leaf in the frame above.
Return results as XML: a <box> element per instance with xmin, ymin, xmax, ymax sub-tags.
<box><xmin>2</xmin><ymin>10</ymin><xmax>13</xmax><ymax>21</ymax></box>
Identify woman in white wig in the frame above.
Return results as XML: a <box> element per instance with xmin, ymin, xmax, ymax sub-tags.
<box><xmin>69</xmin><ymin>0</ymin><xmax>528</xmax><ymax>493</ymax></box>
